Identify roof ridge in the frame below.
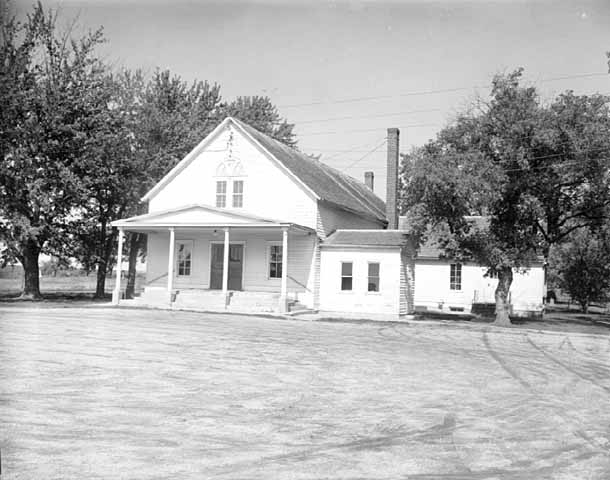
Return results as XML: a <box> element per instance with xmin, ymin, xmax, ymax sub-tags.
<box><xmin>228</xmin><ymin>117</ymin><xmax>387</xmax><ymax>222</ymax></box>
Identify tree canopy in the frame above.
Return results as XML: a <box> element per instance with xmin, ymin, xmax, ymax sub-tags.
<box><xmin>0</xmin><ymin>3</ymin><xmax>106</xmax><ymax>298</ymax></box>
<box><xmin>401</xmin><ymin>69</ymin><xmax>610</xmax><ymax>324</ymax></box>
<box><xmin>0</xmin><ymin>3</ymin><xmax>298</xmax><ymax>299</ymax></box>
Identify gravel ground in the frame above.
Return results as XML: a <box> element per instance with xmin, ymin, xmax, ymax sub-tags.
<box><xmin>1</xmin><ymin>306</ymin><xmax>609</xmax><ymax>479</ymax></box>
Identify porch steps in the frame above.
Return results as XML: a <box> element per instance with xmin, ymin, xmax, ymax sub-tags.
<box><xmin>134</xmin><ymin>287</ymin><xmax>172</xmax><ymax>307</ymax></box>
<box><xmin>132</xmin><ymin>288</ymin><xmax>306</xmax><ymax>314</ymax></box>
<box><xmin>174</xmin><ymin>290</ymin><xmax>227</xmax><ymax>310</ymax></box>
<box><xmin>226</xmin><ymin>291</ymin><xmax>279</xmax><ymax>312</ymax></box>
<box><xmin>170</xmin><ymin>289</ymin><xmax>279</xmax><ymax>312</ymax></box>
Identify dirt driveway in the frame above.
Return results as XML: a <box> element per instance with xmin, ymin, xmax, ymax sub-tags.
<box><xmin>1</xmin><ymin>306</ymin><xmax>609</xmax><ymax>479</ymax></box>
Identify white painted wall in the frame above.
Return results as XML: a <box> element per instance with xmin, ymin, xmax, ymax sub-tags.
<box><xmin>145</xmin><ymin>229</ymin><xmax>316</xmax><ymax>307</ymax></box>
<box><xmin>319</xmin><ymin>247</ymin><xmax>402</xmax><ymax>315</ymax></box>
<box><xmin>148</xmin><ymin>126</ymin><xmax>318</xmax><ymax>230</ymax></box>
<box><xmin>414</xmin><ymin>260</ymin><xmax>545</xmax><ymax>314</ymax></box>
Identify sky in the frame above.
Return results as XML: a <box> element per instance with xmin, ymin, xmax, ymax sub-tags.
<box><xmin>12</xmin><ymin>0</ymin><xmax>610</xmax><ymax>201</ymax></box>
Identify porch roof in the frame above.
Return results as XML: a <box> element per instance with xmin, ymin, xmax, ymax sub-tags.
<box><xmin>111</xmin><ymin>204</ymin><xmax>314</xmax><ymax>233</ymax></box>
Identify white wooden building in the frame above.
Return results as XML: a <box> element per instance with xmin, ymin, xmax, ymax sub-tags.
<box><xmin>111</xmin><ymin>117</ymin><xmax>545</xmax><ymax>318</ymax></box>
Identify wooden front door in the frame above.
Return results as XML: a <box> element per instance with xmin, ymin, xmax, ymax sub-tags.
<box><xmin>210</xmin><ymin>244</ymin><xmax>243</xmax><ymax>290</ymax></box>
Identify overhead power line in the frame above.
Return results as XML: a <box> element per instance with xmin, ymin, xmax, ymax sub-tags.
<box><xmin>293</xmin><ymin>108</ymin><xmax>441</xmax><ymax>125</ymax></box>
<box><xmin>342</xmin><ymin>139</ymin><xmax>388</xmax><ymax>170</ymax></box>
<box><xmin>279</xmin><ymin>72</ymin><xmax>609</xmax><ymax>109</ymax></box>
<box><xmin>318</xmin><ymin>137</ymin><xmax>388</xmax><ymax>163</ymax></box>
<box><xmin>300</xmin><ymin>123</ymin><xmax>440</xmax><ymax>136</ymax></box>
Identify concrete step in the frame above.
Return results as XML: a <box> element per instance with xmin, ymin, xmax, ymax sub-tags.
<box><xmin>136</xmin><ymin>288</ymin><xmax>171</xmax><ymax>307</ymax></box>
<box><xmin>173</xmin><ymin>289</ymin><xmax>226</xmax><ymax>310</ymax></box>
<box><xmin>228</xmin><ymin>291</ymin><xmax>279</xmax><ymax>311</ymax></box>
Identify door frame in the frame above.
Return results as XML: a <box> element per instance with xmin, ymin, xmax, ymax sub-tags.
<box><xmin>209</xmin><ymin>240</ymin><xmax>246</xmax><ymax>290</ymax></box>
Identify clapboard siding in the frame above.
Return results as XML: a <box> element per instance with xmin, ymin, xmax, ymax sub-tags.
<box><xmin>148</xmin><ymin>126</ymin><xmax>318</xmax><ymax>230</ymax></box>
<box><xmin>319</xmin><ymin>247</ymin><xmax>401</xmax><ymax>315</ymax></box>
<box><xmin>414</xmin><ymin>260</ymin><xmax>545</xmax><ymax>314</ymax></box>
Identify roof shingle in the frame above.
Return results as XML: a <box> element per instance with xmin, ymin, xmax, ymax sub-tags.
<box><xmin>322</xmin><ymin>229</ymin><xmax>411</xmax><ymax>248</ymax></box>
<box><xmin>234</xmin><ymin>118</ymin><xmax>387</xmax><ymax>223</ymax></box>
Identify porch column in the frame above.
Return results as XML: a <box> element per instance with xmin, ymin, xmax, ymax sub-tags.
<box><xmin>167</xmin><ymin>227</ymin><xmax>175</xmax><ymax>293</ymax></box>
<box><xmin>279</xmin><ymin>227</ymin><xmax>289</xmax><ymax>313</ymax></box>
<box><xmin>222</xmin><ymin>227</ymin><xmax>230</xmax><ymax>308</ymax></box>
<box><xmin>112</xmin><ymin>228</ymin><xmax>124</xmax><ymax>305</ymax></box>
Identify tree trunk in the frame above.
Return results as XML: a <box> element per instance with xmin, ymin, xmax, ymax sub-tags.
<box><xmin>125</xmin><ymin>232</ymin><xmax>143</xmax><ymax>299</ymax></box>
<box><xmin>580</xmin><ymin>301</ymin><xmax>589</xmax><ymax>314</ymax></box>
<box><xmin>21</xmin><ymin>239</ymin><xmax>42</xmax><ymax>300</ymax></box>
<box><xmin>95</xmin><ymin>261</ymin><xmax>107</xmax><ymax>299</ymax></box>
<box><xmin>494</xmin><ymin>266</ymin><xmax>513</xmax><ymax>325</ymax></box>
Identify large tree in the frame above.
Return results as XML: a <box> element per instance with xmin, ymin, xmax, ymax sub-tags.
<box><xmin>402</xmin><ymin>69</ymin><xmax>610</xmax><ymax>324</ymax></box>
<box><xmin>0</xmin><ymin>3</ymin><xmax>105</xmax><ymax>298</ymax></box>
<box><xmin>122</xmin><ymin>69</ymin><xmax>223</xmax><ymax>298</ymax></box>
<box><xmin>64</xmin><ymin>71</ymin><xmax>144</xmax><ymax>298</ymax></box>
<box><xmin>549</xmin><ymin>227</ymin><xmax>610</xmax><ymax>313</ymax></box>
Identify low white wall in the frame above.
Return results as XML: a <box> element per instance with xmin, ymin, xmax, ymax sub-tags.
<box><xmin>414</xmin><ymin>260</ymin><xmax>545</xmax><ymax>314</ymax></box>
<box><xmin>319</xmin><ymin>247</ymin><xmax>402</xmax><ymax>316</ymax></box>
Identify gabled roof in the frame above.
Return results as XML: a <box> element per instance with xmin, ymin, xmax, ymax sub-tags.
<box><xmin>322</xmin><ymin>229</ymin><xmax>411</xmax><ymax>248</ymax></box>
<box><xmin>233</xmin><ymin>118</ymin><xmax>387</xmax><ymax>223</ymax></box>
<box><xmin>142</xmin><ymin>117</ymin><xmax>387</xmax><ymax>224</ymax></box>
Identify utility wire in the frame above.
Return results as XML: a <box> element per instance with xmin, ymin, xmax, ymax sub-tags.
<box><xmin>300</xmin><ymin>123</ymin><xmax>440</xmax><ymax>136</ymax></box>
<box><xmin>319</xmin><ymin>137</ymin><xmax>388</xmax><ymax>162</ymax></box>
<box><xmin>293</xmin><ymin>107</ymin><xmax>441</xmax><ymax>125</ymax></box>
<box><xmin>279</xmin><ymin>72</ymin><xmax>609</xmax><ymax>109</ymax></box>
<box><xmin>342</xmin><ymin>139</ymin><xmax>388</xmax><ymax>170</ymax></box>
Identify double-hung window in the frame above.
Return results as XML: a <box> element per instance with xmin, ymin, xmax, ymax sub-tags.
<box><xmin>232</xmin><ymin>180</ymin><xmax>243</xmax><ymax>208</ymax></box>
<box><xmin>216</xmin><ymin>181</ymin><xmax>227</xmax><ymax>208</ymax></box>
<box><xmin>341</xmin><ymin>262</ymin><xmax>353</xmax><ymax>291</ymax></box>
<box><xmin>450</xmin><ymin>263</ymin><xmax>462</xmax><ymax>290</ymax></box>
<box><xmin>269</xmin><ymin>244</ymin><xmax>282</xmax><ymax>279</ymax></box>
<box><xmin>177</xmin><ymin>241</ymin><xmax>192</xmax><ymax>276</ymax></box>
<box><xmin>368</xmin><ymin>262</ymin><xmax>380</xmax><ymax>292</ymax></box>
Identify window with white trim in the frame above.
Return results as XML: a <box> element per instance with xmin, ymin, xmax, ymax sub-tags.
<box><xmin>216</xmin><ymin>181</ymin><xmax>226</xmax><ymax>208</ymax></box>
<box><xmin>368</xmin><ymin>262</ymin><xmax>380</xmax><ymax>292</ymax></box>
<box><xmin>450</xmin><ymin>263</ymin><xmax>462</xmax><ymax>290</ymax></box>
<box><xmin>177</xmin><ymin>241</ymin><xmax>193</xmax><ymax>276</ymax></box>
<box><xmin>269</xmin><ymin>244</ymin><xmax>282</xmax><ymax>279</ymax></box>
<box><xmin>232</xmin><ymin>180</ymin><xmax>243</xmax><ymax>208</ymax></box>
<box><xmin>341</xmin><ymin>262</ymin><xmax>353</xmax><ymax>291</ymax></box>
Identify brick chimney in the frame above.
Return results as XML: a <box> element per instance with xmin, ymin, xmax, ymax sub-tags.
<box><xmin>364</xmin><ymin>171</ymin><xmax>374</xmax><ymax>191</ymax></box>
<box><xmin>386</xmin><ymin>128</ymin><xmax>399</xmax><ymax>229</ymax></box>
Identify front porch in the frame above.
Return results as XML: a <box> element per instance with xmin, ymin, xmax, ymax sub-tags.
<box><xmin>110</xmin><ymin>205</ymin><xmax>317</xmax><ymax>313</ymax></box>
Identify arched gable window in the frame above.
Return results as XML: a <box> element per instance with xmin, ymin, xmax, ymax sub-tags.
<box><xmin>215</xmin><ymin>159</ymin><xmax>245</xmax><ymax>177</ymax></box>
<box><xmin>214</xmin><ymin>127</ymin><xmax>247</xmax><ymax>208</ymax></box>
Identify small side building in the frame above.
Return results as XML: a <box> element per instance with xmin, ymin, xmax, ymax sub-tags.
<box><xmin>406</xmin><ymin>220</ymin><xmax>545</xmax><ymax>317</ymax></box>
<box><xmin>319</xmin><ymin>230</ymin><xmax>415</xmax><ymax>318</ymax></box>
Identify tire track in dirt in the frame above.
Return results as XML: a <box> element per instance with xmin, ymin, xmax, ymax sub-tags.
<box><xmin>483</xmin><ymin>331</ymin><xmax>608</xmax><ymax>456</ymax></box>
<box><xmin>482</xmin><ymin>331</ymin><xmax>531</xmax><ymax>389</ymax></box>
<box><xmin>525</xmin><ymin>335</ymin><xmax>610</xmax><ymax>395</ymax></box>
<box><xmin>211</xmin><ymin>414</ymin><xmax>462</xmax><ymax>476</ymax></box>
<box><xmin>385</xmin><ymin>325</ymin><xmax>490</xmax><ymax>360</ymax></box>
